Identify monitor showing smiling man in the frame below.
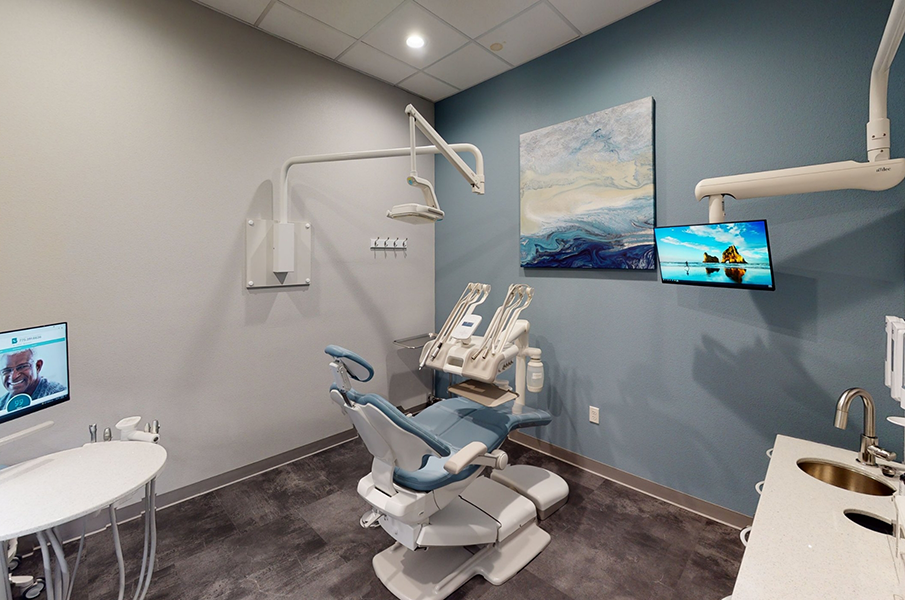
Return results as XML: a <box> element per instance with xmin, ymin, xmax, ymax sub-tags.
<box><xmin>0</xmin><ymin>322</ymin><xmax>70</xmax><ymax>424</ymax></box>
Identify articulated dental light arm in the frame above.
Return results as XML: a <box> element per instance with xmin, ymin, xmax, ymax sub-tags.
<box><xmin>405</xmin><ymin>104</ymin><xmax>485</xmax><ymax>195</ymax></box>
<box><xmin>275</xmin><ymin>105</ymin><xmax>483</xmax><ymax>229</ymax></box>
<box><xmin>275</xmin><ymin>142</ymin><xmax>483</xmax><ymax>225</ymax></box>
<box><xmin>695</xmin><ymin>0</ymin><xmax>905</xmax><ymax>223</ymax></box>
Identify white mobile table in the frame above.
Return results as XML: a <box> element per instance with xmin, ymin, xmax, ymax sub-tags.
<box><xmin>0</xmin><ymin>441</ymin><xmax>167</xmax><ymax>600</ymax></box>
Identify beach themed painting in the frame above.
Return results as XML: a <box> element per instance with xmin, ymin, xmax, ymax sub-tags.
<box><xmin>519</xmin><ymin>97</ymin><xmax>655</xmax><ymax>269</ymax></box>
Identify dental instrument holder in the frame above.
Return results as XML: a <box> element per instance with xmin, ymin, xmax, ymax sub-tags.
<box><xmin>115</xmin><ymin>416</ymin><xmax>160</xmax><ymax>444</ymax></box>
<box><xmin>423</xmin><ymin>283</ymin><xmax>543</xmax><ymax>407</ymax></box>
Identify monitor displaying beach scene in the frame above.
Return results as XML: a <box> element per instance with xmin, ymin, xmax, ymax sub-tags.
<box><xmin>654</xmin><ymin>220</ymin><xmax>775</xmax><ymax>291</ymax></box>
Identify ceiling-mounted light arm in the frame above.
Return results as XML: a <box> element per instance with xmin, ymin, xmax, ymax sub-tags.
<box><xmin>405</xmin><ymin>104</ymin><xmax>485</xmax><ymax>195</ymax></box>
<box><xmin>869</xmin><ymin>0</ymin><xmax>905</xmax><ymax>162</ymax></box>
<box><xmin>695</xmin><ymin>0</ymin><xmax>905</xmax><ymax>223</ymax></box>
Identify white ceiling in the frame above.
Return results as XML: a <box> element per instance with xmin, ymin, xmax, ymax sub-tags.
<box><xmin>191</xmin><ymin>0</ymin><xmax>660</xmax><ymax>102</ymax></box>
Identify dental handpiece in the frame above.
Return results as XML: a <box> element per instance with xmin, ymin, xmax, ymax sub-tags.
<box><xmin>423</xmin><ymin>283</ymin><xmax>474</xmax><ymax>366</ymax></box>
<box><xmin>431</xmin><ymin>284</ymin><xmax>481</xmax><ymax>359</ymax></box>
<box><xmin>89</xmin><ymin>424</ymin><xmax>97</xmax><ymax>443</ymax></box>
<box><xmin>496</xmin><ymin>286</ymin><xmax>533</xmax><ymax>355</ymax></box>
<box><xmin>480</xmin><ymin>285</ymin><xmax>520</xmax><ymax>359</ymax></box>
<box><xmin>472</xmin><ymin>305</ymin><xmax>504</xmax><ymax>360</ymax></box>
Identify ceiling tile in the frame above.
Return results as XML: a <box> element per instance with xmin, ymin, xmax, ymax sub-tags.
<box><xmin>259</xmin><ymin>2</ymin><xmax>356</xmax><ymax>59</ymax></box>
<box><xmin>338</xmin><ymin>42</ymin><xmax>418</xmax><ymax>85</ymax></box>
<box><xmin>425</xmin><ymin>43</ymin><xmax>510</xmax><ymax>90</ymax></box>
<box><xmin>362</xmin><ymin>2</ymin><xmax>469</xmax><ymax>69</ymax></box>
<box><xmin>548</xmin><ymin>0</ymin><xmax>660</xmax><ymax>35</ymax></box>
<box><xmin>194</xmin><ymin>0</ymin><xmax>271</xmax><ymax>24</ymax></box>
<box><xmin>280</xmin><ymin>0</ymin><xmax>404</xmax><ymax>38</ymax></box>
<box><xmin>398</xmin><ymin>72</ymin><xmax>459</xmax><ymax>102</ymax></box>
<box><xmin>477</xmin><ymin>3</ymin><xmax>578</xmax><ymax>67</ymax></box>
<box><xmin>413</xmin><ymin>0</ymin><xmax>536</xmax><ymax>39</ymax></box>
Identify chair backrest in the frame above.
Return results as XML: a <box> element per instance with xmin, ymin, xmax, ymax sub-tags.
<box><xmin>325</xmin><ymin>346</ymin><xmax>450</xmax><ymax>495</ymax></box>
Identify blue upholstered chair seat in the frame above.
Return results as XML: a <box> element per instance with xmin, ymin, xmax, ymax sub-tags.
<box><xmin>393</xmin><ymin>397</ymin><xmax>551</xmax><ymax>491</ymax></box>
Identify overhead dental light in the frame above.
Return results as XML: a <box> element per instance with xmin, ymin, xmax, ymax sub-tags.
<box><xmin>248</xmin><ymin>105</ymin><xmax>485</xmax><ymax>288</ymax></box>
<box><xmin>695</xmin><ymin>0</ymin><xmax>905</xmax><ymax>223</ymax></box>
<box><xmin>387</xmin><ymin>104</ymin><xmax>485</xmax><ymax>224</ymax></box>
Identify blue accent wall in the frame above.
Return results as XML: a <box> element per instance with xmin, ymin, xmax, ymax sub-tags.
<box><xmin>434</xmin><ymin>0</ymin><xmax>905</xmax><ymax>516</ymax></box>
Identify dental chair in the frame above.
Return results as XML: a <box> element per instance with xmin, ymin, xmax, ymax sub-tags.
<box><xmin>326</xmin><ymin>344</ymin><xmax>569</xmax><ymax>600</ymax></box>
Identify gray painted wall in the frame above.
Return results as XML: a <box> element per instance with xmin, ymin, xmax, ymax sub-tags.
<box><xmin>0</xmin><ymin>0</ymin><xmax>434</xmax><ymax>495</ymax></box>
<box><xmin>434</xmin><ymin>0</ymin><xmax>905</xmax><ymax>516</ymax></box>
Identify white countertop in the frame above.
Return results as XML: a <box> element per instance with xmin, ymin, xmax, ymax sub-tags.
<box><xmin>0</xmin><ymin>441</ymin><xmax>167</xmax><ymax>540</ymax></box>
<box><xmin>732</xmin><ymin>434</ymin><xmax>904</xmax><ymax>599</ymax></box>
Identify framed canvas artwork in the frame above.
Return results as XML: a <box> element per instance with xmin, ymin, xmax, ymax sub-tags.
<box><xmin>520</xmin><ymin>97</ymin><xmax>655</xmax><ymax>269</ymax></box>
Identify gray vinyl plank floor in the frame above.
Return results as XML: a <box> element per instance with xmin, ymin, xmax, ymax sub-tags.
<box><xmin>12</xmin><ymin>438</ymin><xmax>742</xmax><ymax>599</ymax></box>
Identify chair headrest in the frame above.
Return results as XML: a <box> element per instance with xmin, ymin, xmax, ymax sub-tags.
<box><xmin>324</xmin><ymin>345</ymin><xmax>374</xmax><ymax>382</ymax></box>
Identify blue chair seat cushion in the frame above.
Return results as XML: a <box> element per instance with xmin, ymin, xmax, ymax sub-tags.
<box><xmin>393</xmin><ymin>397</ymin><xmax>552</xmax><ymax>492</ymax></box>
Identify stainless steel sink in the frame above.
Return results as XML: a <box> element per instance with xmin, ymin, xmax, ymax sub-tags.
<box><xmin>796</xmin><ymin>459</ymin><xmax>895</xmax><ymax>496</ymax></box>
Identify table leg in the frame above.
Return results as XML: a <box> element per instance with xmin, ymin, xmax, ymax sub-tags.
<box><xmin>47</xmin><ymin>528</ymin><xmax>70</xmax><ymax>599</ymax></box>
<box><xmin>0</xmin><ymin>539</ymin><xmax>12</xmax><ymax>600</ymax></box>
<box><xmin>36</xmin><ymin>531</ymin><xmax>56</xmax><ymax>600</ymax></box>
<box><xmin>132</xmin><ymin>483</ymin><xmax>150</xmax><ymax>600</ymax></box>
<box><xmin>109</xmin><ymin>505</ymin><xmax>126</xmax><ymax>600</ymax></box>
<box><xmin>136</xmin><ymin>479</ymin><xmax>157</xmax><ymax>600</ymax></box>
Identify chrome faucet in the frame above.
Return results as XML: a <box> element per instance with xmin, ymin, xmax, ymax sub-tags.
<box><xmin>834</xmin><ymin>387</ymin><xmax>896</xmax><ymax>466</ymax></box>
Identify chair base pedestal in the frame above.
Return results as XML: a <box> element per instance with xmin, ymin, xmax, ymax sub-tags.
<box><xmin>372</xmin><ymin>521</ymin><xmax>551</xmax><ymax>600</ymax></box>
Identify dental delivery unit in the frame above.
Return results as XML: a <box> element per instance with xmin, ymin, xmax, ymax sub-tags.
<box><xmin>325</xmin><ymin>284</ymin><xmax>567</xmax><ymax>600</ymax></box>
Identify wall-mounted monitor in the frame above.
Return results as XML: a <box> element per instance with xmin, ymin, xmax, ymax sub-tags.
<box><xmin>654</xmin><ymin>220</ymin><xmax>775</xmax><ymax>291</ymax></box>
<box><xmin>0</xmin><ymin>322</ymin><xmax>70</xmax><ymax>425</ymax></box>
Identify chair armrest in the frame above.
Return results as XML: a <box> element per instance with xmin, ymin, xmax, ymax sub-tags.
<box><xmin>443</xmin><ymin>442</ymin><xmax>489</xmax><ymax>474</ymax></box>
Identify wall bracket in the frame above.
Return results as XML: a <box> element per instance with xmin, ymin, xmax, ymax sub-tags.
<box><xmin>245</xmin><ymin>219</ymin><xmax>311</xmax><ymax>289</ymax></box>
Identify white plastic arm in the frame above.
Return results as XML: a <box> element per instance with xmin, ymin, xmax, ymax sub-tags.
<box><xmin>276</xmin><ymin>143</ymin><xmax>484</xmax><ymax>224</ymax></box>
<box><xmin>406</xmin><ymin>104</ymin><xmax>485</xmax><ymax>195</ymax></box>
<box><xmin>695</xmin><ymin>159</ymin><xmax>905</xmax><ymax>222</ymax></box>
<box><xmin>695</xmin><ymin>0</ymin><xmax>905</xmax><ymax>220</ymax></box>
<box><xmin>869</xmin><ymin>0</ymin><xmax>905</xmax><ymax>161</ymax></box>
<box><xmin>443</xmin><ymin>442</ymin><xmax>509</xmax><ymax>474</ymax></box>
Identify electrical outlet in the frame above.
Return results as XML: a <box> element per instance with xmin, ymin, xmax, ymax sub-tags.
<box><xmin>589</xmin><ymin>406</ymin><xmax>599</xmax><ymax>424</ymax></box>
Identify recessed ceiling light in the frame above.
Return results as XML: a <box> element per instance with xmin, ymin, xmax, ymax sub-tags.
<box><xmin>490</xmin><ymin>42</ymin><xmax>503</xmax><ymax>52</ymax></box>
<box><xmin>406</xmin><ymin>35</ymin><xmax>425</xmax><ymax>49</ymax></box>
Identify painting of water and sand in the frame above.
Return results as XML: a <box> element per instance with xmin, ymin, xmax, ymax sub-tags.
<box><xmin>519</xmin><ymin>97</ymin><xmax>655</xmax><ymax>269</ymax></box>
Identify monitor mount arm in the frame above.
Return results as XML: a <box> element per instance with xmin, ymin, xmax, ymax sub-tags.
<box><xmin>695</xmin><ymin>0</ymin><xmax>905</xmax><ymax>223</ymax></box>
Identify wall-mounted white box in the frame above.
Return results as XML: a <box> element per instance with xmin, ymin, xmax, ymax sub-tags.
<box><xmin>245</xmin><ymin>219</ymin><xmax>312</xmax><ymax>289</ymax></box>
